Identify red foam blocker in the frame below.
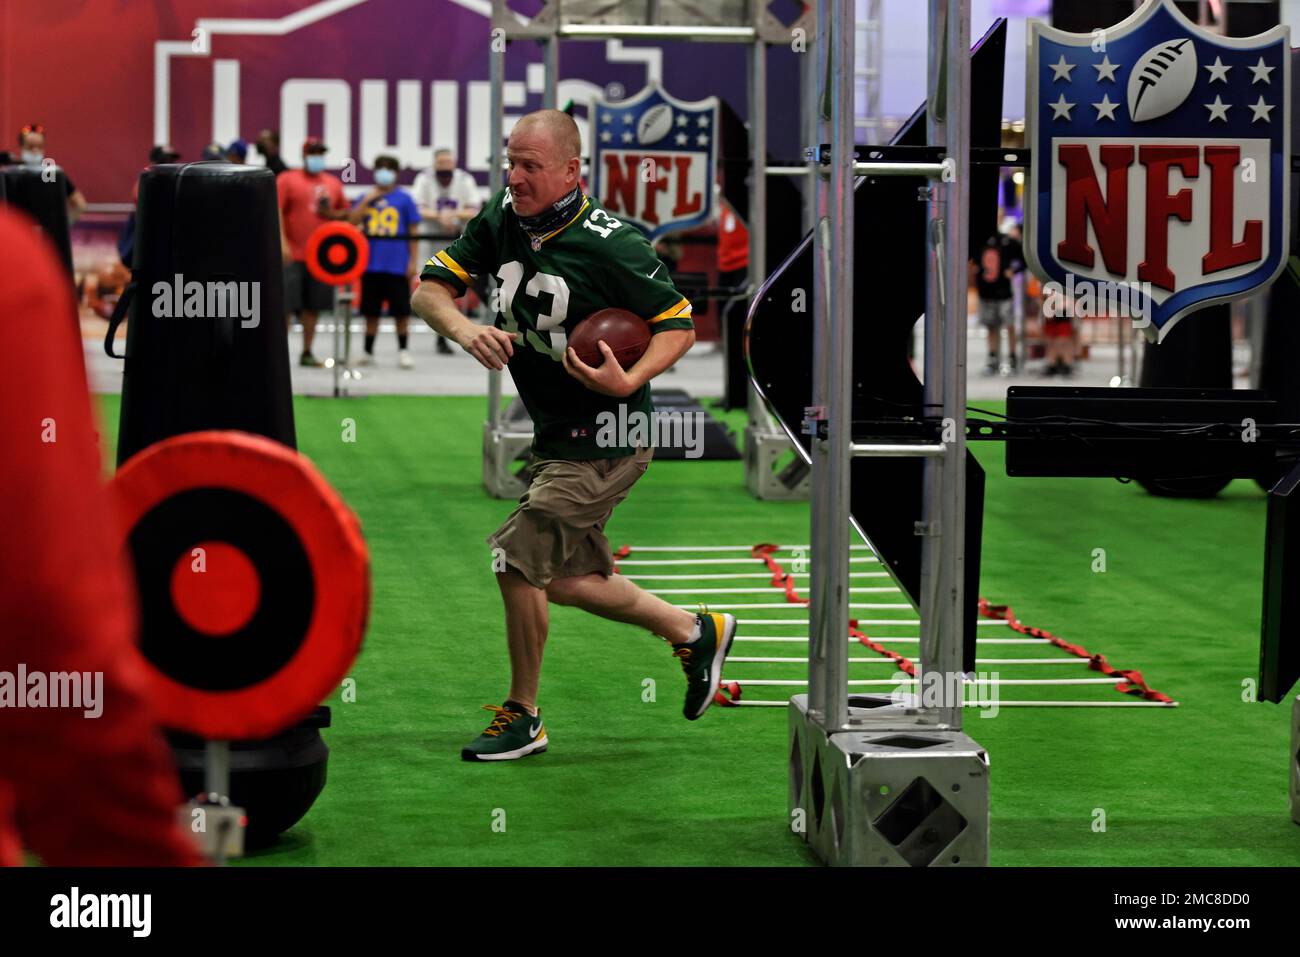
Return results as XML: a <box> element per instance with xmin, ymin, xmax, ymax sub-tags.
<box><xmin>112</xmin><ymin>431</ymin><xmax>370</xmax><ymax>740</ymax></box>
<box><xmin>305</xmin><ymin>221</ymin><xmax>369</xmax><ymax>286</ymax></box>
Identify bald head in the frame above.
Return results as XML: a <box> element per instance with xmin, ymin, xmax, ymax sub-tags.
<box><xmin>506</xmin><ymin>109</ymin><xmax>583</xmax><ymax>217</ymax></box>
<box><xmin>511</xmin><ymin>109</ymin><xmax>581</xmax><ymax>163</ymax></box>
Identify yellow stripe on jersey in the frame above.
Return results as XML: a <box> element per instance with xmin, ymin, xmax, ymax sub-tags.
<box><xmin>649</xmin><ymin>297</ymin><xmax>692</xmax><ymax>324</ymax></box>
<box><xmin>433</xmin><ymin>250</ymin><xmax>470</xmax><ymax>284</ymax></box>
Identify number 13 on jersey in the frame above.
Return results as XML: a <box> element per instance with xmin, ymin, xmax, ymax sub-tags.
<box><xmin>495</xmin><ymin>260</ymin><xmax>570</xmax><ymax>360</ymax></box>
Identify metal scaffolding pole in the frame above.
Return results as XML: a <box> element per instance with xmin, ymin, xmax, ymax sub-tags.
<box><xmin>542</xmin><ymin>34</ymin><xmax>559</xmax><ymax>108</ymax></box>
<box><xmin>487</xmin><ymin>40</ymin><xmax>506</xmax><ymax>429</ymax></box>
<box><xmin>791</xmin><ymin>0</ymin><xmax>988</xmax><ymax>867</ymax></box>
<box><xmin>747</xmin><ymin>36</ymin><xmax>767</xmax><ymax>289</ymax></box>
<box><xmin>919</xmin><ymin>0</ymin><xmax>971</xmax><ymax>729</ymax></box>
<box><xmin>807</xmin><ymin>0</ymin><xmax>856</xmax><ymax>731</ymax></box>
<box><xmin>856</xmin><ymin>0</ymin><xmax>883</xmax><ymax>142</ymax></box>
<box><xmin>800</xmin><ymin>17</ymin><xmax>818</xmax><ymax>235</ymax></box>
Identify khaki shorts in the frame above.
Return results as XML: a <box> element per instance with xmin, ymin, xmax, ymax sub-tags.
<box><xmin>487</xmin><ymin>446</ymin><xmax>654</xmax><ymax>589</ymax></box>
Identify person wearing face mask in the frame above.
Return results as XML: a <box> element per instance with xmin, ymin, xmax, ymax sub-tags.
<box><xmin>412</xmin><ymin>148</ymin><xmax>481</xmax><ymax>354</ymax></box>
<box><xmin>277</xmin><ymin>137</ymin><xmax>349</xmax><ymax>367</ymax></box>
<box><xmin>16</xmin><ymin>124</ymin><xmax>87</xmax><ymax>225</ymax></box>
<box><xmin>348</xmin><ymin>155</ymin><xmax>422</xmax><ymax>368</ymax></box>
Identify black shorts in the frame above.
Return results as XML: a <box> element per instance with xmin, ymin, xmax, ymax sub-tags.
<box><xmin>283</xmin><ymin>261</ymin><xmax>336</xmax><ymax>314</ymax></box>
<box><xmin>359</xmin><ymin>271</ymin><xmax>412</xmax><ymax>319</ymax></box>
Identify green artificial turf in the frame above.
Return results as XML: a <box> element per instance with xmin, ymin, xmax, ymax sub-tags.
<box><xmin>96</xmin><ymin>395</ymin><xmax>1300</xmax><ymax>866</ymax></box>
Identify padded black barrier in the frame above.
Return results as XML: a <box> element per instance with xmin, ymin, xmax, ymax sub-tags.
<box><xmin>0</xmin><ymin>164</ymin><xmax>72</xmax><ymax>277</ymax></box>
<box><xmin>113</xmin><ymin>162</ymin><xmax>295</xmax><ymax>465</ymax></box>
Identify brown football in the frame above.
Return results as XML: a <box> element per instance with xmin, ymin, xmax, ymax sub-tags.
<box><xmin>569</xmin><ymin>307</ymin><xmax>651</xmax><ymax>370</ymax></box>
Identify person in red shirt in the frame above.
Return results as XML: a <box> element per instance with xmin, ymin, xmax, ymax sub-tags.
<box><xmin>278</xmin><ymin>138</ymin><xmax>350</xmax><ymax>366</ymax></box>
<box><xmin>0</xmin><ymin>207</ymin><xmax>201</xmax><ymax>866</ymax></box>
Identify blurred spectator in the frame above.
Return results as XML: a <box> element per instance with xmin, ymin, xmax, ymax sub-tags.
<box><xmin>716</xmin><ymin>193</ymin><xmax>750</xmax><ymax>391</ymax></box>
<box><xmin>349</xmin><ymin>156</ymin><xmax>421</xmax><ymax>369</ymax></box>
<box><xmin>973</xmin><ymin>232</ymin><xmax>1023</xmax><ymax>376</ymax></box>
<box><xmin>277</xmin><ymin>137</ymin><xmax>349</xmax><ymax>367</ymax></box>
<box><xmin>17</xmin><ymin>123</ymin><xmax>86</xmax><ymax>224</ymax></box>
<box><xmin>654</xmin><ymin>234</ymin><xmax>684</xmax><ymax>274</ymax></box>
<box><xmin>200</xmin><ymin>141</ymin><xmax>225</xmax><ymax>161</ymax></box>
<box><xmin>149</xmin><ymin>144</ymin><xmax>180</xmax><ymax>165</ymax></box>
<box><xmin>118</xmin><ymin>146</ymin><xmax>180</xmax><ymax>268</ymax></box>
<box><xmin>255</xmin><ymin>129</ymin><xmax>288</xmax><ymax>176</ymax></box>
<box><xmin>1041</xmin><ymin>289</ymin><xmax>1079</xmax><ymax>377</ymax></box>
<box><xmin>226</xmin><ymin>139</ymin><xmax>249</xmax><ymax>164</ymax></box>
<box><xmin>412</xmin><ymin>148</ymin><xmax>480</xmax><ymax>354</ymax></box>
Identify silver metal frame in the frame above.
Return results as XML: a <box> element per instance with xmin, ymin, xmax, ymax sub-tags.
<box><xmin>803</xmin><ymin>0</ymin><xmax>971</xmax><ymax>734</ymax></box>
<box><xmin>790</xmin><ymin>0</ymin><xmax>987</xmax><ymax>866</ymax></box>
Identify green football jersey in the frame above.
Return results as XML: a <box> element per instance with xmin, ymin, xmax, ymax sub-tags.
<box><xmin>420</xmin><ymin>189</ymin><xmax>694</xmax><ymax>460</ymax></box>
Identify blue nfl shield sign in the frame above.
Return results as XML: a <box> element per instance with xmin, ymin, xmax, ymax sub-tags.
<box><xmin>589</xmin><ymin>82</ymin><xmax>718</xmax><ymax>242</ymax></box>
<box><xmin>1026</xmin><ymin>0</ymin><xmax>1290</xmax><ymax>341</ymax></box>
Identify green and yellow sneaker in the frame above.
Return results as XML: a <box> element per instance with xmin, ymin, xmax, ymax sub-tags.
<box><xmin>461</xmin><ymin>702</ymin><xmax>548</xmax><ymax>762</ymax></box>
<box><xmin>672</xmin><ymin>611</ymin><xmax>738</xmax><ymax>720</ymax></box>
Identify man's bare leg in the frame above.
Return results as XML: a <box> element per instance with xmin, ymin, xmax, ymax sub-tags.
<box><xmin>547</xmin><ymin>573</ymin><xmax>696</xmax><ymax>644</ymax></box>
<box><xmin>496</xmin><ymin>568</ymin><xmax>549</xmax><ymax>715</ymax></box>
<box><xmin>301</xmin><ymin>309</ymin><xmax>318</xmax><ymax>355</ymax></box>
<box><xmin>495</xmin><ymin>570</ymin><xmax>699</xmax><ymax>717</ymax></box>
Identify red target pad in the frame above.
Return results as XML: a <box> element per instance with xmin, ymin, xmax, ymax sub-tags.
<box><xmin>305</xmin><ymin>221</ymin><xmax>369</xmax><ymax>286</ymax></box>
<box><xmin>112</xmin><ymin>431</ymin><xmax>370</xmax><ymax>740</ymax></box>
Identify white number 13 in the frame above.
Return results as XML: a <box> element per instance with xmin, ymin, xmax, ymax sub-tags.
<box><xmin>495</xmin><ymin>261</ymin><xmax>570</xmax><ymax>361</ymax></box>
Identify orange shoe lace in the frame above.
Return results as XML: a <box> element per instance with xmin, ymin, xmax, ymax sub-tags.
<box><xmin>480</xmin><ymin>703</ymin><xmax>521</xmax><ymax>737</ymax></box>
<box><xmin>672</xmin><ymin>605</ymin><xmax>709</xmax><ymax>674</ymax></box>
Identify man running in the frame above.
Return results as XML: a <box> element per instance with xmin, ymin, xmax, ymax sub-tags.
<box><xmin>411</xmin><ymin>109</ymin><xmax>737</xmax><ymax>761</ymax></box>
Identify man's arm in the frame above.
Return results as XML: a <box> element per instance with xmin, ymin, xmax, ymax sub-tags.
<box><xmin>563</xmin><ymin>327</ymin><xmax>694</xmax><ymax>398</ymax></box>
<box><xmin>278</xmin><ymin>209</ymin><xmax>293</xmax><ymax>262</ymax></box>
<box><xmin>630</xmin><ymin>327</ymin><xmax>694</xmax><ymax>385</ymax></box>
<box><xmin>411</xmin><ymin>278</ymin><xmax>517</xmax><ymax>369</ymax></box>
<box><xmin>67</xmin><ymin>189</ymin><xmax>87</xmax><ymax>225</ymax></box>
<box><xmin>346</xmin><ymin>188</ymin><xmax>382</xmax><ymax>226</ymax></box>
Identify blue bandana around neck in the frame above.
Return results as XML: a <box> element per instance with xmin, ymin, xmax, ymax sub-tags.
<box><xmin>516</xmin><ymin>186</ymin><xmax>583</xmax><ymax>236</ymax></box>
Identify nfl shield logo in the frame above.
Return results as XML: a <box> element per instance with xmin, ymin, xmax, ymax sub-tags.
<box><xmin>589</xmin><ymin>82</ymin><xmax>718</xmax><ymax>242</ymax></box>
<box><xmin>1026</xmin><ymin>0</ymin><xmax>1289</xmax><ymax>341</ymax></box>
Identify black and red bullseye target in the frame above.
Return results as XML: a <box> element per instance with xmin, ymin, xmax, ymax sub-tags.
<box><xmin>305</xmin><ymin>221</ymin><xmax>369</xmax><ymax>286</ymax></box>
<box><xmin>111</xmin><ymin>431</ymin><xmax>369</xmax><ymax>740</ymax></box>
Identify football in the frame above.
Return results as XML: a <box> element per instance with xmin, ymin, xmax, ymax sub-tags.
<box><xmin>637</xmin><ymin>103</ymin><xmax>675</xmax><ymax>145</ymax></box>
<box><xmin>1127</xmin><ymin>37</ymin><xmax>1197</xmax><ymax>123</ymax></box>
<box><xmin>569</xmin><ymin>308</ymin><xmax>651</xmax><ymax>370</ymax></box>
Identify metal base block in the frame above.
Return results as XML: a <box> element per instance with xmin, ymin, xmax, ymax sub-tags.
<box><xmin>1292</xmin><ymin>696</ymin><xmax>1300</xmax><ymax>825</ymax></box>
<box><xmin>745</xmin><ymin>425</ymin><xmax>811</xmax><ymax>500</ymax></box>
<box><xmin>789</xmin><ymin>695</ymin><xmax>989</xmax><ymax>866</ymax></box>
<box><xmin>482</xmin><ymin>421</ymin><xmax>534</xmax><ymax>499</ymax></box>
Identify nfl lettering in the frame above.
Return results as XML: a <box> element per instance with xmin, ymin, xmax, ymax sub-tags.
<box><xmin>1026</xmin><ymin>0</ymin><xmax>1290</xmax><ymax>340</ymax></box>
